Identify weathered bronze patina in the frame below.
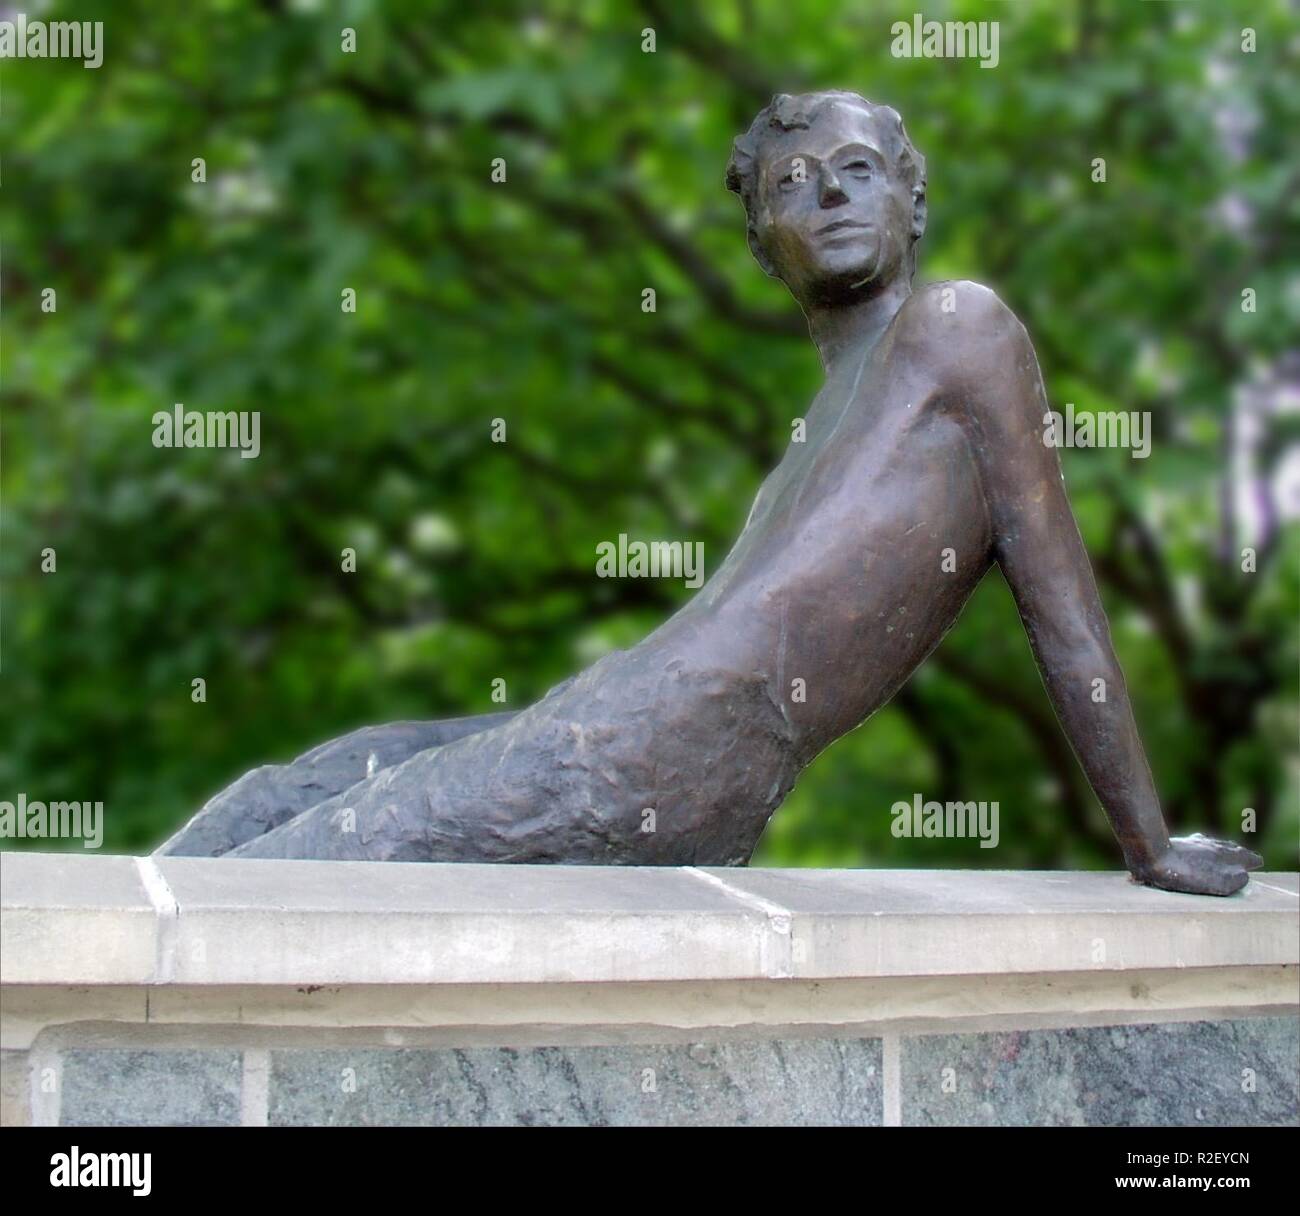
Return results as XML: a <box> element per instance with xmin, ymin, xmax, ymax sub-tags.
<box><xmin>159</xmin><ymin>92</ymin><xmax>1261</xmax><ymax>896</ymax></box>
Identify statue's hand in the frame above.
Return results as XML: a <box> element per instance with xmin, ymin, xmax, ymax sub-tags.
<box><xmin>1133</xmin><ymin>833</ymin><xmax>1263</xmax><ymax>897</ymax></box>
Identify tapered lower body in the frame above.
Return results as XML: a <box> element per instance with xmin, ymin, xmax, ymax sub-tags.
<box><xmin>159</xmin><ymin>650</ymin><xmax>801</xmax><ymax>866</ymax></box>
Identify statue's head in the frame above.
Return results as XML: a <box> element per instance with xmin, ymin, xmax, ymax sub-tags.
<box><xmin>726</xmin><ymin>91</ymin><xmax>927</xmax><ymax>307</ymax></box>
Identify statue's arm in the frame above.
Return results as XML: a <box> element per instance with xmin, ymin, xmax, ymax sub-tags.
<box><xmin>946</xmin><ymin>283</ymin><xmax>1259</xmax><ymax>894</ymax></box>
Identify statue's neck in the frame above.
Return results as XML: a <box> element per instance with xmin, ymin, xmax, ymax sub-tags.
<box><xmin>806</xmin><ymin>277</ymin><xmax>912</xmax><ymax>376</ymax></box>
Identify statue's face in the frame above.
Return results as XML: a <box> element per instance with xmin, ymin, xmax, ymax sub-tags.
<box><xmin>753</xmin><ymin>102</ymin><xmax>915</xmax><ymax>305</ymax></box>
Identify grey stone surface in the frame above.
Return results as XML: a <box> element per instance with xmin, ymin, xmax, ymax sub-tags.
<box><xmin>709</xmin><ymin>866</ymin><xmax>1299</xmax><ymax>913</ymax></box>
<box><xmin>704</xmin><ymin>868</ymin><xmax>1300</xmax><ymax>978</ymax></box>
<box><xmin>0</xmin><ymin>1049</ymin><xmax>28</xmax><ymax>1127</ymax></box>
<box><xmin>60</xmin><ymin>1049</ymin><xmax>242</xmax><ymax>1127</ymax></box>
<box><xmin>0</xmin><ymin>852</ymin><xmax>157</xmax><ymax>984</ymax></box>
<box><xmin>157</xmin><ymin>855</ymin><xmax>752</xmax><ymax>916</ymax></box>
<box><xmin>900</xmin><ymin>1017</ymin><xmax>1300</xmax><ymax>1126</ymax></box>
<box><xmin>154</xmin><ymin>856</ymin><xmax>772</xmax><ymax>985</ymax></box>
<box><xmin>4</xmin><ymin>853</ymin><xmax>1296</xmax><ymax>987</ymax></box>
<box><xmin>268</xmin><ymin>1038</ymin><xmax>882</xmax><ymax>1126</ymax></box>
<box><xmin>0</xmin><ymin>851</ymin><xmax>152</xmax><ymax>911</ymax></box>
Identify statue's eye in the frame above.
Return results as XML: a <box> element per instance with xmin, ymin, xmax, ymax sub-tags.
<box><xmin>778</xmin><ymin>170</ymin><xmax>803</xmax><ymax>191</ymax></box>
<box><xmin>843</xmin><ymin>159</ymin><xmax>873</xmax><ymax>176</ymax></box>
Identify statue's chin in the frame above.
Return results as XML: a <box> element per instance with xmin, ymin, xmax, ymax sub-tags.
<box><xmin>803</xmin><ymin>261</ymin><xmax>882</xmax><ymax>307</ymax></box>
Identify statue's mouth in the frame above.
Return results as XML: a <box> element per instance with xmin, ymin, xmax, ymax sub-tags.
<box><xmin>816</xmin><ymin>219</ymin><xmax>871</xmax><ymax>236</ymax></box>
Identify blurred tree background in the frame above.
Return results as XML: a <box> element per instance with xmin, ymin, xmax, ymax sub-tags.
<box><xmin>3</xmin><ymin>0</ymin><xmax>1297</xmax><ymax>868</ymax></box>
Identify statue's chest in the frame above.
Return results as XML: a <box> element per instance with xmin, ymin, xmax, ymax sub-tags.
<box><xmin>762</xmin><ymin>379</ymin><xmax>918</xmax><ymax>504</ymax></box>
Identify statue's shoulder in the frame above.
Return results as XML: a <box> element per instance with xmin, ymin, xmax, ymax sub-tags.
<box><xmin>891</xmin><ymin>280</ymin><xmax>1033</xmax><ymax>384</ymax></box>
<box><xmin>896</xmin><ymin>279</ymin><xmax>1025</xmax><ymax>338</ymax></box>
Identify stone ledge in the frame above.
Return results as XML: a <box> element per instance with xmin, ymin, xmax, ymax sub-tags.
<box><xmin>2</xmin><ymin>852</ymin><xmax>1296</xmax><ymax>988</ymax></box>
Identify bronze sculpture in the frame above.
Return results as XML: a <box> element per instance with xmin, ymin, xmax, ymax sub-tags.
<box><xmin>157</xmin><ymin>91</ymin><xmax>1261</xmax><ymax>896</ymax></box>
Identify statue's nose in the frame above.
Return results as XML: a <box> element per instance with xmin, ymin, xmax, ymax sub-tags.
<box><xmin>818</xmin><ymin>166</ymin><xmax>849</xmax><ymax>208</ymax></box>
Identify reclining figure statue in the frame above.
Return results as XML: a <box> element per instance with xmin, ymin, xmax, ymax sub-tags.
<box><xmin>157</xmin><ymin>91</ymin><xmax>1261</xmax><ymax>896</ymax></box>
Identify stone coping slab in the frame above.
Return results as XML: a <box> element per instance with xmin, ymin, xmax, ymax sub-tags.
<box><xmin>1</xmin><ymin>853</ymin><xmax>1296</xmax><ymax>987</ymax></box>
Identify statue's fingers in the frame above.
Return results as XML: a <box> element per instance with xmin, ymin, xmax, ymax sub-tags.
<box><xmin>1172</xmin><ymin>834</ymin><xmax>1261</xmax><ymax>869</ymax></box>
<box><xmin>1172</xmin><ymin>832</ymin><xmax>1218</xmax><ymax>850</ymax></box>
<box><xmin>1236</xmin><ymin>845</ymin><xmax>1264</xmax><ymax>871</ymax></box>
<box><xmin>1202</xmin><ymin>839</ymin><xmax>1263</xmax><ymax>869</ymax></box>
<box><xmin>1218</xmin><ymin>866</ymin><xmax>1251</xmax><ymax>896</ymax></box>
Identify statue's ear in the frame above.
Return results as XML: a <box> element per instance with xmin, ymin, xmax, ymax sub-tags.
<box><xmin>911</xmin><ymin>183</ymin><xmax>928</xmax><ymax>244</ymax></box>
<box><xmin>747</xmin><ymin>222</ymin><xmax>779</xmax><ymax>278</ymax></box>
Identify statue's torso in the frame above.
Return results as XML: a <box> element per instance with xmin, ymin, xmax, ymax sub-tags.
<box><xmin>476</xmin><ymin>298</ymin><xmax>997</xmax><ymax>863</ymax></box>
<box><xmin>651</xmin><ymin>298</ymin><xmax>995</xmax><ymax>759</ymax></box>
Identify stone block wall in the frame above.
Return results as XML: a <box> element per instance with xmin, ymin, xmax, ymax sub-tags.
<box><xmin>2</xmin><ymin>854</ymin><xmax>1296</xmax><ymax>1126</ymax></box>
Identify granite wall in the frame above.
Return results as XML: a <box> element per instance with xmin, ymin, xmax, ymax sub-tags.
<box><xmin>4</xmin><ymin>1017</ymin><xmax>1296</xmax><ymax>1127</ymax></box>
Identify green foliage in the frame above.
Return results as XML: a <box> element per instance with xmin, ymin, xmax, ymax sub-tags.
<box><xmin>3</xmin><ymin>0</ymin><xmax>1296</xmax><ymax>866</ymax></box>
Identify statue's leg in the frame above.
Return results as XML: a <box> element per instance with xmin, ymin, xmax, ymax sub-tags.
<box><xmin>223</xmin><ymin>705</ymin><xmax>585</xmax><ymax>863</ymax></box>
<box><xmin>154</xmin><ymin>712</ymin><xmax>517</xmax><ymax>857</ymax></box>
<box><xmin>223</xmin><ymin>652</ymin><xmax>790</xmax><ymax>866</ymax></box>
